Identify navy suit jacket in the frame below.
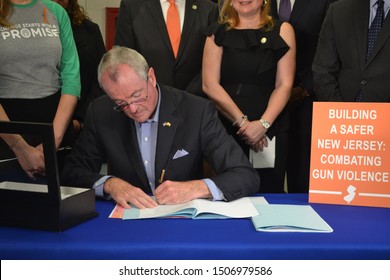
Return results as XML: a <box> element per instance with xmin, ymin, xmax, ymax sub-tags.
<box><xmin>61</xmin><ymin>85</ymin><xmax>260</xmax><ymax>201</ymax></box>
<box><xmin>313</xmin><ymin>0</ymin><xmax>390</xmax><ymax>102</ymax></box>
<box><xmin>114</xmin><ymin>0</ymin><xmax>218</xmax><ymax>96</ymax></box>
<box><xmin>271</xmin><ymin>0</ymin><xmax>334</xmax><ymax>95</ymax></box>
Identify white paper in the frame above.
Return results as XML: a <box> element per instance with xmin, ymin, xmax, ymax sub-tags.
<box><xmin>122</xmin><ymin>197</ymin><xmax>260</xmax><ymax>219</ymax></box>
<box><xmin>249</xmin><ymin>136</ymin><xmax>275</xmax><ymax>168</ymax></box>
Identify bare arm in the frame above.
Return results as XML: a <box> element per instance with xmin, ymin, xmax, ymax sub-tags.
<box><xmin>0</xmin><ymin>104</ymin><xmax>45</xmax><ymax>179</ymax></box>
<box><xmin>263</xmin><ymin>22</ymin><xmax>296</xmax><ymax>125</ymax></box>
<box><xmin>202</xmin><ymin>36</ymin><xmax>245</xmax><ymax>125</ymax></box>
<box><xmin>52</xmin><ymin>94</ymin><xmax>78</xmax><ymax>149</ymax></box>
<box><xmin>0</xmin><ymin>104</ymin><xmax>20</xmax><ymax>147</ymax></box>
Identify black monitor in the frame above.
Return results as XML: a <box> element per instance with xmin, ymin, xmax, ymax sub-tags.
<box><xmin>0</xmin><ymin>121</ymin><xmax>97</xmax><ymax>231</ymax></box>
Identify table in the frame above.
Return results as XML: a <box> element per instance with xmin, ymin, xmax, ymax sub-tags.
<box><xmin>1</xmin><ymin>194</ymin><xmax>389</xmax><ymax>259</ymax></box>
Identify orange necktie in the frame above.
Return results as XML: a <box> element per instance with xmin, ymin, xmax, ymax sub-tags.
<box><xmin>166</xmin><ymin>0</ymin><xmax>181</xmax><ymax>57</ymax></box>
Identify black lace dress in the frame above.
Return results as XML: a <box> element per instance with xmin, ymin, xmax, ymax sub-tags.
<box><xmin>206</xmin><ymin>21</ymin><xmax>290</xmax><ymax>193</ymax></box>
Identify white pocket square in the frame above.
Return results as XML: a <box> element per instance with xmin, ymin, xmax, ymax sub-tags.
<box><xmin>173</xmin><ymin>149</ymin><xmax>189</xmax><ymax>159</ymax></box>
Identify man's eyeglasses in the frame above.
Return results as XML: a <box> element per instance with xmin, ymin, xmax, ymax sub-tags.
<box><xmin>112</xmin><ymin>79</ymin><xmax>149</xmax><ymax>112</ymax></box>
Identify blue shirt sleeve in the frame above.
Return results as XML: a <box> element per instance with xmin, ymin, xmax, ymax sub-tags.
<box><xmin>203</xmin><ymin>178</ymin><xmax>226</xmax><ymax>201</ymax></box>
<box><xmin>93</xmin><ymin>175</ymin><xmax>112</xmax><ymax>199</ymax></box>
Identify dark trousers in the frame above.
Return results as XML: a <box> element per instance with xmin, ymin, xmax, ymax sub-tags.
<box><xmin>286</xmin><ymin>96</ymin><xmax>314</xmax><ymax>193</ymax></box>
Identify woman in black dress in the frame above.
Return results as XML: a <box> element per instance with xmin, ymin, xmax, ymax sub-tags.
<box><xmin>202</xmin><ymin>0</ymin><xmax>296</xmax><ymax>193</ymax></box>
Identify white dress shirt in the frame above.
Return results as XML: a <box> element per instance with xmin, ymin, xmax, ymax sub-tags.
<box><xmin>160</xmin><ymin>0</ymin><xmax>186</xmax><ymax>31</ymax></box>
<box><xmin>369</xmin><ymin>0</ymin><xmax>390</xmax><ymax>27</ymax></box>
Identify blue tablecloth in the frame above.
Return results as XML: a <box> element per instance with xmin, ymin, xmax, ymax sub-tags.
<box><xmin>1</xmin><ymin>194</ymin><xmax>389</xmax><ymax>259</ymax></box>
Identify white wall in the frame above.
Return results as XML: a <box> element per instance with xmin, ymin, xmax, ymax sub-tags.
<box><xmin>82</xmin><ymin>0</ymin><xmax>121</xmax><ymax>44</ymax></box>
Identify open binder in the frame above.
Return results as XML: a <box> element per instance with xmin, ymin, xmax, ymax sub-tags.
<box><xmin>0</xmin><ymin>121</ymin><xmax>97</xmax><ymax>231</ymax></box>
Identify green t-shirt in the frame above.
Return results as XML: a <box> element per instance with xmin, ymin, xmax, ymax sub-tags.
<box><xmin>0</xmin><ymin>0</ymin><xmax>80</xmax><ymax>99</ymax></box>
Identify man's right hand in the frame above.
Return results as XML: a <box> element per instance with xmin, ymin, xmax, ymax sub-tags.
<box><xmin>103</xmin><ymin>177</ymin><xmax>158</xmax><ymax>209</ymax></box>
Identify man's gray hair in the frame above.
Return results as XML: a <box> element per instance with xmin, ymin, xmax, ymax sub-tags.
<box><xmin>97</xmin><ymin>46</ymin><xmax>149</xmax><ymax>86</ymax></box>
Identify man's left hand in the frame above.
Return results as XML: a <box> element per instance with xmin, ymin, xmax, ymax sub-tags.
<box><xmin>154</xmin><ymin>180</ymin><xmax>212</xmax><ymax>205</ymax></box>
